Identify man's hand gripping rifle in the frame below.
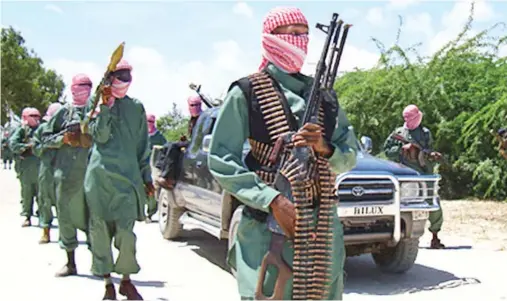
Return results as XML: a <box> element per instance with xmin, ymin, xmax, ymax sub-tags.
<box><xmin>42</xmin><ymin>121</ymin><xmax>82</xmax><ymax>147</ymax></box>
<box><xmin>255</xmin><ymin>13</ymin><xmax>351</xmax><ymax>300</ymax></box>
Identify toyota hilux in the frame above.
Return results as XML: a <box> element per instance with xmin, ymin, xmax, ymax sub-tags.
<box><xmin>151</xmin><ymin>106</ymin><xmax>441</xmax><ymax>274</ymax></box>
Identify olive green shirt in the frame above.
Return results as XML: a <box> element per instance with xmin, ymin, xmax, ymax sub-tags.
<box><xmin>208</xmin><ymin>63</ymin><xmax>358</xmax><ymax>213</ymax></box>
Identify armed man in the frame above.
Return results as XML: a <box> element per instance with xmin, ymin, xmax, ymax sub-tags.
<box><xmin>155</xmin><ymin>95</ymin><xmax>202</xmax><ymax>190</ymax></box>
<box><xmin>208</xmin><ymin>7</ymin><xmax>358</xmax><ymax>300</ymax></box>
<box><xmin>145</xmin><ymin>113</ymin><xmax>167</xmax><ymax>223</ymax></box>
<box><xmin>2</xmin><ymin>131</ymin><xmax>13</xmax><ymax>169</ymax></box>
<box><xmin>32</xmin><ymin>102</ymin><xmax>62</xmax><ymax>244</ymax></box>
<box><xmin>383</xmin><ymin>104</ymin><xmax>445</xmax><ymax>249</ymax></box>
<box><xmin>9</xmin><ymin>107</ymin><xmax>41</xmax><ymax>227</ymax></box>
<box><xmin>43</xmin><ymin>74</ymin><xmax>94</xmax><ymax>276</ymax></box>
<box><xmin>494</xmin><ymin>127</ymin><xmax>507</xmax><ymax>159</ymax></box>
<box><xmin>84</xmin><ymin>60</ymin><xmax>153</xmax><ymax>300</ymax></box>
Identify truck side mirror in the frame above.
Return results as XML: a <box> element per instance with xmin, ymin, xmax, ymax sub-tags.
<box><xmin>360</xmin><ymin>136</ymin><xmax>373</xmax><ymax>153</ymax></box>
<box><xmin>202</xmin><ymin>134</ymin><xmax>212</xmax><ymax>152</ymax></box>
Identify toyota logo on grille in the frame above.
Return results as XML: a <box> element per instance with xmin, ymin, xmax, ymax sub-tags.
<box><xmin>351</xmin><ymin>186</ymin><xmax>365</xmax><ymax>197</ymax></box>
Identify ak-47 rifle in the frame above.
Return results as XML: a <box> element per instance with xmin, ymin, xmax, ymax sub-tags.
<box><xmin>255</xmin><ymin>13</ymin><xmax>351</xmax><ymax>300</ymax></box>
<box><xmin>390</xmin><ymin>133</ymin><xmax>443</xmax><ymax>167</ymax></box>
<box><xmin>490</xmin><ymin>128</ymin><xmax>507</xmax><ymax>159</ymax></box>
<box><xmin>81</xmin><ymin>42</ymin><xmax>126</xmax><ymax>134</ymax></box>
<box><xmin>188</xmin><ymin>83</ymin><xmax>215</xmax><ymax>108</ymax></box>
<box><xmin>42</xmin><ymin>121</ymin><xmax>81</xmax><ymax>144</ymax></box>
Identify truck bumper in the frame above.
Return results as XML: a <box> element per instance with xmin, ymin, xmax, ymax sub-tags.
<box><xmin>335</xmin><ymin>173</ymin><xmax>441</xmax><ymax>245</ymax></box>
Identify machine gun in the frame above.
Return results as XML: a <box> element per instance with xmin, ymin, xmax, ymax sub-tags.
<box><xmin>255</xmin><ymin>13</ymin><xmax>351</xmax><ymax>301</ymax></box>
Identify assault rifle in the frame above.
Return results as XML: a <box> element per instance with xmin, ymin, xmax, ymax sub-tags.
<box><xmin>42</xmin><ymin>121</ymin><xmax>81</xmax><ymax>144</ymax></box>
<box><xmin>391</xmin><ymin>133</ymin><xmax>443</xmax><ymax>167</ymax></box>
<box><xmin>255</xmin><ymin>13</ymin><xmax>351</xmax><ymax>300</ymax></box>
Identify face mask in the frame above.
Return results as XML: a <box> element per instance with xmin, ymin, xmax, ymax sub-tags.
<box><xmin>111</xmin><ymin>78</ymin><xmax>131</xmax><ymax>99</ymax></box>
<box><xmin>71</xmin><ymin>84</ymin><xmax>92</xmax><ymax>107</ymax></box>
<box><xmin>261</xmin><ymin>33</ymin><xmax>309</xmax><ymax>73</ymax></box>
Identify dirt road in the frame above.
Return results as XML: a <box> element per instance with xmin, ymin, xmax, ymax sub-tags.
<box><xmin>1</xmin><ymin>168</ymin><xmax>506</xmax><ymax>300</ymax></box>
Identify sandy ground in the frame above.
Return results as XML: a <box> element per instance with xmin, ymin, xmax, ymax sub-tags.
<box><xmin>1</xmin><ymin>167</ymin><xmax>506</xmax><ymax>300</ymax></box>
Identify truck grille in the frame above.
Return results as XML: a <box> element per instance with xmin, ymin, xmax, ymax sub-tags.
<box><xmin>337</xmin><ymin>178</ymin><xmax>395</xmax><ymax>203</ymax></box>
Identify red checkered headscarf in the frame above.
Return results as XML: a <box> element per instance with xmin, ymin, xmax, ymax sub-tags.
<box><xmin>259</xmin><ymin>7</ymin><xmax>309</xmax><ymax>73</ymax></box>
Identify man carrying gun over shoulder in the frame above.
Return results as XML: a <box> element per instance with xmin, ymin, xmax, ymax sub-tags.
<box><xmin>383</xmin><ymin>104</ymin><xmax>445</xmax><ymax>249</ymax></box>
<box><xmin>9</xmin><ymin>107</ymin><xmax>41</xmax><ymax>228</ymax></box>
<box><xmin>43</xmin><ymin>74</ymin><xmax>94</xmax><ymax>277</ymax></box>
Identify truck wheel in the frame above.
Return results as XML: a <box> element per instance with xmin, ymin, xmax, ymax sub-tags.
<box><xmin>158</xmin><ymin>189</ymin><xmax>184</xmax><ymax>240</ymax></box>
<box><xmin>228</xmin><ymin>205</ymin><xmax>244</xmax><ymax>277</ymax></box>
<box><xmin>372</xmin><ymin>238</ymin><xmax>419</xmax><ymax>273</ymax></box>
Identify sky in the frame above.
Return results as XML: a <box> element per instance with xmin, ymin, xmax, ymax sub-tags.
<box><xmin>2</xmin><ymin>0</ymin><xmax>506</xmax><ymax>117</ymax></box>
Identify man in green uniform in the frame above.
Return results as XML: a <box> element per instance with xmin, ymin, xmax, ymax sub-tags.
<box><xmin>9</xmin><ymin>107</ymin><xmax>41</xmax><ymax>227</ymax></box>
<box><xmin>33</xmin><ymin>102</ymin><xmax>62</xmax><ymax>244</ymax></box>
<box><xmin>84</xmin><ymin>60</ymin><xmax>153</xmax><ymax>300</ymax></box>
<box><xmin>2</xmin><ymin>131</ymin><xmax>13</xmax><ymax>169</ymax></box>
<box><xmin>383</xmin><ymin>104</ymin><xmax>445</xmax><ymax>249</ymax></box>
<box><xmin>145</xmin><ymin>113</ymin><xmax>167</xmax><ymax>223</ymax></box>
<box><xmin>45</xmin><ymin>74</ymin><xmax>94</xmax><ymax>276</ymax></box>
<box><xmin>208</xmin><ymin>7</ymin><xmax>358</xmax><ymax>300</ymax></box>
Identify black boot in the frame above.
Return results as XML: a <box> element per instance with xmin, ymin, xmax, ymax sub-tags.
<box><xmin>55</xmin><ymin>250</ymin><xmax>78</xmax><ymax>277</ymax></box>
<box><xmin>430</xmin><ymin>232</ymin><xmax>445</xmax><ymax>249</ymax></box>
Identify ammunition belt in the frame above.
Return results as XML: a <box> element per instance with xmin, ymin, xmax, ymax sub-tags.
<box><xmin>247</xmin><ymin>71</ymin><xmax>337</xmax><ymax>300</ymax></box>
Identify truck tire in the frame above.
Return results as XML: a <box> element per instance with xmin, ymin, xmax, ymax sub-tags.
<box><xmin>158</xmin><ymin>189</ymin><xmax>184</xmax><ymax>240</ymax></box>
<box><xmin>371</xmin><ymin>238</ymin><xmax>419</xmax><ymax>273</ymax></box>
<box><xmin>228</xmin><ymin>205</ymin><xmax>244</xmax><ymax>277</ymax></box>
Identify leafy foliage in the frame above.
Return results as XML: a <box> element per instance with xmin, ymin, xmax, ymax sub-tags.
<box><xmin>157</xmin><ymin>103</ymin><xmax>189</xmax><ymax>141</ymax></box>
<box><xmin>334</xmin><ymin>3</ymin><xmax>507</xmax><ymax>200</ymax></box>
<box><xmin>1</xmin><ymin>27</ymin><xmax>65</xmax><ymax>123</ymax></box>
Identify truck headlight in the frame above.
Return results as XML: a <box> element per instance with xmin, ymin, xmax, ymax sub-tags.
<box><xmin>401</xmin><ymin>182</ymin><xmax>420</xmax><ymax>199</ymax></box>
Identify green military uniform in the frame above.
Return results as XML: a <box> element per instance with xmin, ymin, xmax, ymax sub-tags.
<box><xmin>44</xmin><ymin>105</ymin><xmax>90</xmax><ymax>251</ymax></box>
<box><xmin>146</xmin><ymin>130</ymin><xmax>167</xmax><ymax>219</ymax></box>
<box><xmin>32</xmin><ymin>121</ymin><xmax>56</xmax><ymax>229</ymax></box>
<box><xmin>208</xmin><ymin>63</ymin><xmax>358</xmax><ymax>299</ymax></box>
<box><xmin>84</xmin><ymin>97</ymin><xmax>151</xmax><ymax>276</ymax></box>
<box><xmin>9</xmin><ymin>125</ymin><xmax>40</xmax><ymax>220</ymax></box>
<box><xmin>2</xmin><ymin>136</ymin><xmax>14</xmax><ymax>168</ymax></box>
<box><xmin>383</xmin><ymin>126</ymin><xmax>443</xmax><ymax>233</ymax></box>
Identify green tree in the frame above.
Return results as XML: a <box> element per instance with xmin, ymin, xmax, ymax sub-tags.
<box><xmin>334</xmin><ymin>3</ymin><xmax>507</xmax><ymax>200</ymax></box>
<box><xmin>157</xmin><ymin>103</ymin><xmax>189</xmax><ymax>141</ymax></box>
<box><xmin>1</xmin><ymin>26</ymin><xmax>65</xmax><ymax>123</ymax></box>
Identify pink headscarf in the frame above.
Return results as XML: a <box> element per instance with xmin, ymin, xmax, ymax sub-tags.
<box><xmin>22</xmin><ymin>107</ymin><xmax>41</xmax><ymax>128</ymax></box>
<box><xmin>111</xmin><ymin>59</ymin><xmax>132</xmax><ymax>100</ymax></box>
<box><xmin>43</xmin><ymin>102</ymin><xmax>63</xmax><ymax>121</ymax></box>
<box><xmin>259</xmin><ymin>7</ymin><xmax>309</xmax><ymax>73</ymax></box>
<box><xmin>187</xmin><ymin>95</ymin><xmax>202</xmax><ymax>117</ymax></box>
<box><xmin>403</xmin><ymin>104</ymin><xmax>423</xmax><ymax>130</ymax></box>
<box><xmin>146</xmin><ymin>113</ymin><xmax>157</xmax><ymax>135</ymax></box>
<box><xmin>71</xmin><ymin>74</ymin><xmax>92</xmax><ymax>107</ymax></box>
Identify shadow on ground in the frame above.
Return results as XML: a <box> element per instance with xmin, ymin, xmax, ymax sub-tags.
<box><xmin>176</xmin><ymin>229</ymin><xmax>231</xmax><ymax>273</ymax></box>
<box><xmin>344</xmin><ymin>255</ymin><xmax>480</xmax><ymax>295</ymax></box>
<box><xmin>166</xmin><ymin>228</ymin><xmax>482</xmax><ymax>296</ymax></box>
<box><xmin>76</xmin><ymin>274</ymin><xmax>166</xmax><ymax>287</ymax></box>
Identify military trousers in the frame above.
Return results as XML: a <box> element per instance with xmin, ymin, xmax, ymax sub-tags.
<box><xmin>89</xmin><ymin>216</ymin><xmax>140</xmax><ymax>276</ymax></box>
